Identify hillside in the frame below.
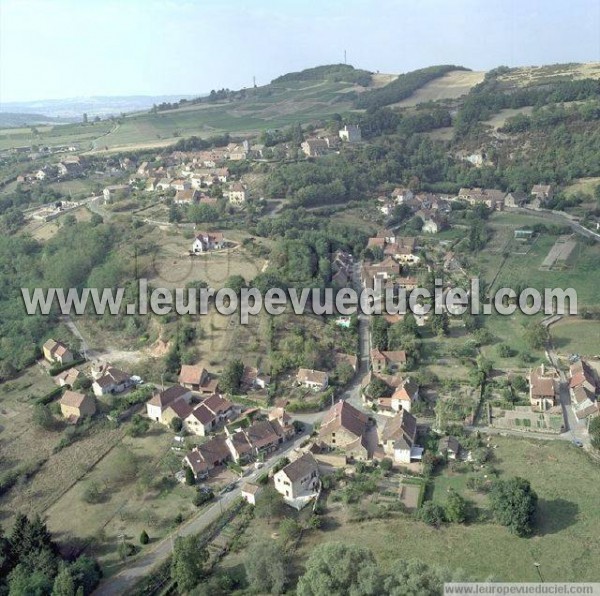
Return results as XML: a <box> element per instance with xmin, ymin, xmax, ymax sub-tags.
<box><xmin>0</xmin><ymin>61</ymin><xmax>598</xmax><ymax>154</ymax></box>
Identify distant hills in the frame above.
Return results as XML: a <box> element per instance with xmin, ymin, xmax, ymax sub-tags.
<box><xmin>0</xmin><ymin>94</ymin><xmax>200</xmax><ymax>125</ymax></box>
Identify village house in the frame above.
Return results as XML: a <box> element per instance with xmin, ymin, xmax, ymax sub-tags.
<box><xmin>146</xmin><ymin>385</ymin><xmax>192</xmax><ymax>422</ymax></box>
<box><xmin>241</xmin><ymin>483</ymin><xmax>262</xmax><ymax>505</ymax></box>
<box><xmin>569</xmin><ymin>360</ymin><xmax>599</xmax><ymax>421</ymax></box>
<box><xmin>300</xmin><ymin>138</ymin><xmax>329</xmax><ymax>157</ymax></box>
<box><xmin>174</xmin><ymin>189</ymin><xmax>199</xmax><ymax>204</ymax></box>
<box><xmin>192</xmin><ymin>231</ymin><xmax>225</xmax><ymax>253</ymax></box>
<box><xmin>274</xmin><ymin>452</ymin><xmax>320</xmax><ymax>508</ymax></box>
<box><xmin>297</xmin><ymin>368</ymin><xmax>329</xmax><ymax>391</ymax></box>
<box><xmin>458</xmin><ymin>187</ymin><xmax>505</xmax><ymax>210</ymax></box>
<box><xmin>178</xmin><ymin>364</ymin><xmax>219</xmax><ymax>394</ymax></box>
<box><xmin>227</xmin><ymin>182</ymin><xmax>248</xmax><ymax>204</ymax></box>
<box><xmin>504</xmin><ymin>190</ymin><xmax>528</xmax><ymax>208</ymax></box>
<box><xmin>528</xmin><ymin>364</ymin><xmax>559</xmax><ymax>411</ymax></box>
<box><xmin>184</xmin><ymin>436</ymin><xmax>232</xmax><ymax>479</ymax></box>
<box><xmin>318</xmin><ymin>401</ymin><xmax>371</xmax><ymax>460</ymax></box>
<box><xmin>161</xmin><ymin>397</ymin><xmax>193</xmax><ymax>427</ymax></box>
<box><xmin>55</xmin><ymin>368</ymin><xmax>81</xmax><ymax>388</ymax></box>
<box><xmin>379</xmin><ymin>409</ymin><xmax>421</xmax><ymax>464</ymax></box>
<box><xmin>391</xmin><ymin>378</ymin><xmax>420</xmax><ymax>413</ymax></box>
<box><xmin>103</xmin><ymin>184</ymin><xmax>130</xmax><ymax>203</ymax></box>
<box><xmin>370</xmin><ymin>348</ymin><xmax>407</xmax><ymax>373</ymax></box>
<box><xmin>92</xmin><ymin>365</ymin><xmax>134</xmax><ymax>397</ymax></box>
<box><xmin>438</xmin><ymin>435</ymin><xmax>461</xmax><ymax>460</ymax></box>
<box><xmin>42</xmin><ymin>339</ymin><xmax>74</xmax><ymax>365</ymax></box>
<box><xmin>420</xmin><ymin>212</ymin><xmax>447</xmax><ymax>234</ymax></box>
<box><xmin>531</xmin><ymin>184</ymin><xmax>553</xmax><ymax>206</ymax></box>
<box><xmin>183</xmin><ymin>404</ymin><xmax>218</xmax><ymax>436</ymax></box>
<box><xmin>60</xmin><ymin>390</ymin><xmax>96</xmax><ymax>422</ymax></box>
<box><xmin>391</xmin><ymin>187</ymin><xmax>414</xmax><ymax>204</ymax></box>
<box><xmin>338</xmin><ymin>124</ymin><xmax>362</xmax><ymax>143</ymax></box>
<box><xmin>226</xmin><ymin>419</ymin><xmax>285</xmax><ymax>462</ymax></box>
<box><xmin>268</xmin><ymin>407</ymin><xmax>295</xmax><ymax>439</ymax></box>
<box><xmin>241</xmin><ymin>366</ymin><xmax>271</xmax><ymax>390</ymax></box>
<box><xmin>170</xmin><ymin>178</ymin><xmax>191</xmax><ymax>191</ymax></box>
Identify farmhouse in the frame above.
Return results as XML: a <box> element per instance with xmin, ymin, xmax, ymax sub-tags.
<box><xmin>146</xmin><ymin>385</ymin><xmax>192</xmax><ymax>422</ymax></box>
<box><xmin>318</xmin><ymin>401</ymin><xmax>371</xmax><ymax>460</ymax></box>
<box><xmin>192</xmin><ymin>231</ymin><xmax>224</xmax><ymax>253</ymax></box>
<box><xmin>274</xmin><ymin>453</ymin><xmax>320</xmax><ymax>508</ymax></box>
<box><xmin>528</xmin><ymin>364</ymin><xmax>559</xmax><ymax>411</ymax></box>
<box><xmin>60</xmin><ymin>390</ymin><xmax>96</xmax><ymax>422</ymax></box>
<box><xmin>379</xmin><ymin>409</ymin><xmax>420</xmax><ymax>464</ymax></box>
<box><xmin>43</xmin><ymin>339</ymin><xmax>74</xmax><ymax>365</ymax></box>
<box><xmin>296</xmin><ymin>368</ymin><xmax>329</xmax><ymax>391</ymax></box>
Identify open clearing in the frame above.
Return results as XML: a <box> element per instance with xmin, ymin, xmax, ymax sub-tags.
<box><xmin>564</xmin><ymin>177</ymin><xmax>600</xmax><ymax>197</ymax></box>
<box><xmin>393</xmin><ymin>70</ymin><xmax>485</xmax><ymax>108</ymax></box>
<box><xmin>483</xmin><ymin>106</ymin><xmax>534</xmax><ymax>129</ymax></box>
<box><xmin>549</xmin><ymin>318</ymin><xmax>600</xmax><ymax>357</ymax></box>
<box><xmin>45</xmin><ymin>429</ymin><xmax>199</xmax><ymax>576</ymax></box>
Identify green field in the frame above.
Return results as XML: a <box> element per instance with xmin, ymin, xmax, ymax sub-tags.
<box><xmin>471</xmin><ymin>212</ymin><xmax>600</xmax><ymax>307</ymax></box>
<box><xmin>549</xmin><ymin>318</ymin><xmax>600</xmax><ymax>357</ymax></box>
<box><xmin>98</xmin><ymin>80</ymin><xmax>358</xmax><ymax>150</ymax></box>
<box><xmin>297</xmin><ymin>437</ymin><xmax>600</xmax><ymax>582</ymax></box>
<box><xmin>0</xmin><ymin>121</ymin><xmax>114</xmax><ymax>151</ymax></box>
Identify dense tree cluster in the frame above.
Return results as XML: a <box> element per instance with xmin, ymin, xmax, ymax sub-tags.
<box><xmin>0</xmin><ymin>514</ymin><xmax>101</xmax><ymax>595</ymax></box>
<box><xmin>272</xmin><ymin>64</ymin><xmax>372</xmax><ymax>86</ymax></box>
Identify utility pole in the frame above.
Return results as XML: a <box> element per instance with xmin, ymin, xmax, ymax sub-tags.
<box><xmin>344</xmin><ymin>49</ymin><xmax>347</xmax><ymax>64</ymax></box>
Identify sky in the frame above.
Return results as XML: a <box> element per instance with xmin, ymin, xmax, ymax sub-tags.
<box><xmin>1</xmin><ymin>0</ymin><xmax>599</xmax><ymax>103</ymax></box>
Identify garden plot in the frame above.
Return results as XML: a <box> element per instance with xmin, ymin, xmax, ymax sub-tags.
<box><xmin>540</xmin><ymin>236</ymin><xmax>578</xmax><ymax>270</ymax></box>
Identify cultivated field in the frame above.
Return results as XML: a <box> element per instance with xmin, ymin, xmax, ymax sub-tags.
<box><xmin>0</xmin><ymin>121</ymin><xmax>114</xmax><ymax>151</ymax></box>
<box><xmin>497</xmin><ymin>62</ymin><xmax>600</xmax><ymax>88</ymax></box>
<box><xmin>393</xmin><ymin>70</ymin><xmax>486</xmax><ymax>107</ymax></box>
